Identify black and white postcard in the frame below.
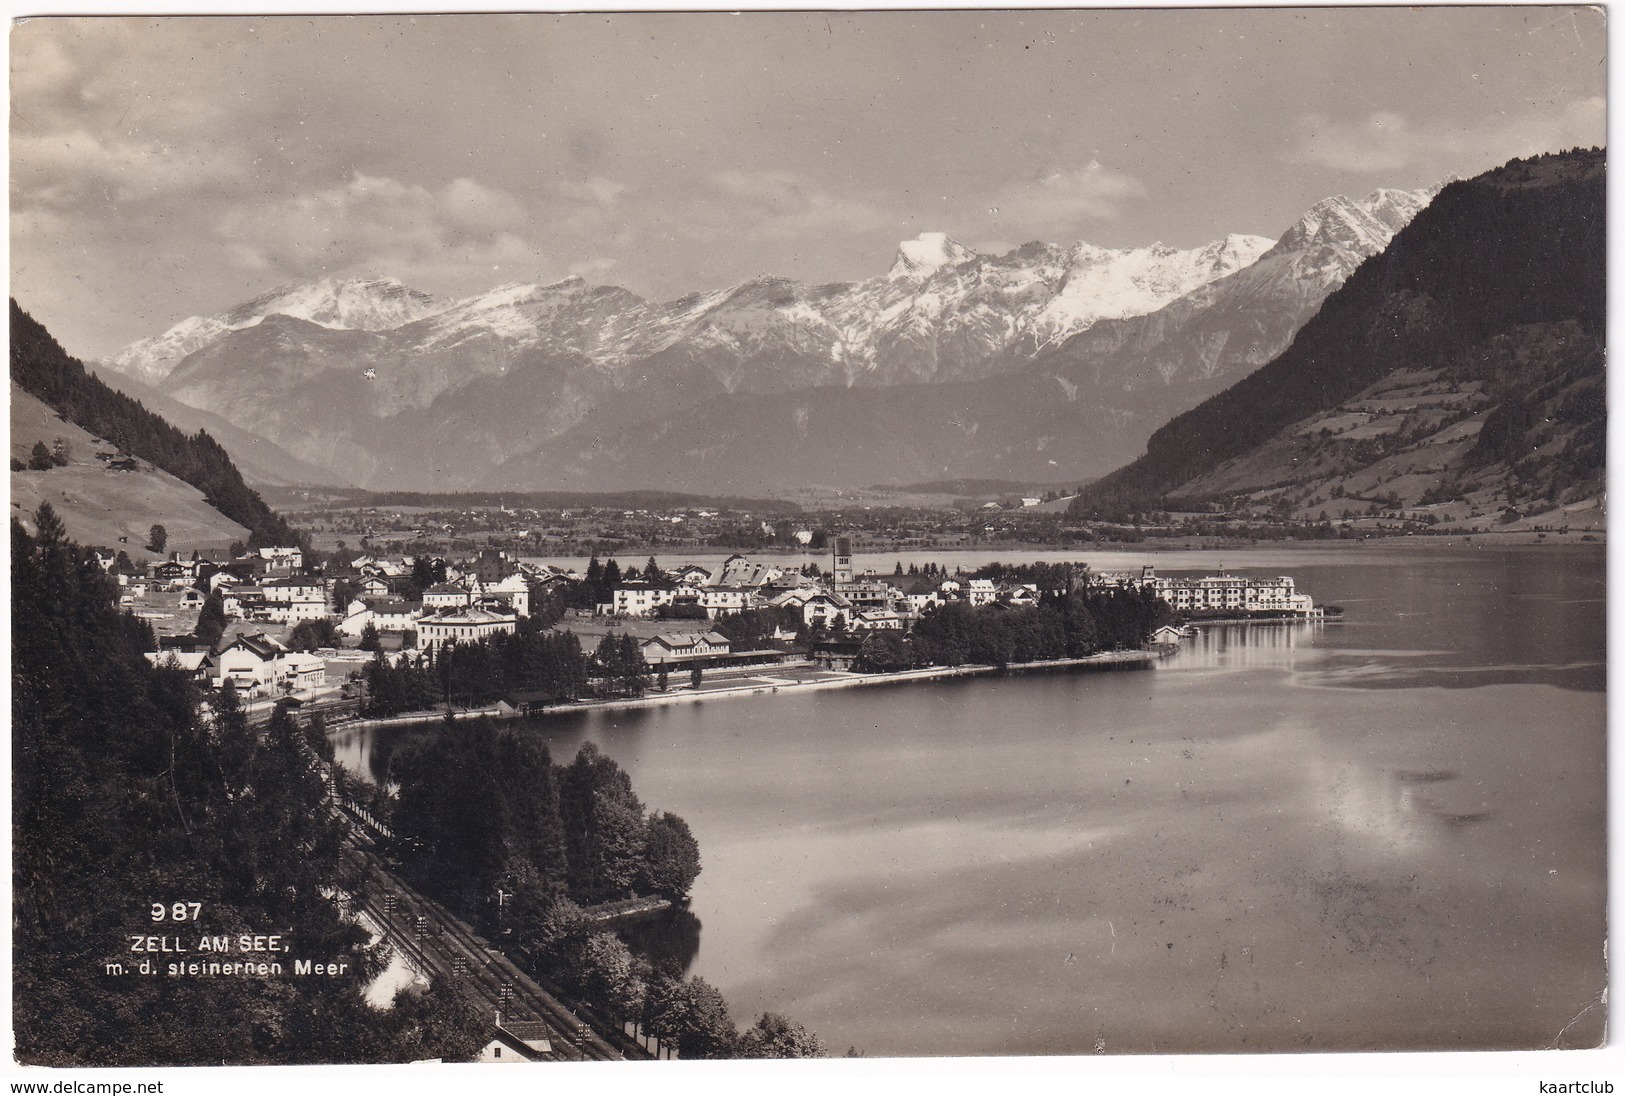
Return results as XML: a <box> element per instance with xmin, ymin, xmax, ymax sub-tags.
<box><xmin>8</xmin><ymin>7</ymin><xmax>1609</xmax><ymax>1089</ymax></box>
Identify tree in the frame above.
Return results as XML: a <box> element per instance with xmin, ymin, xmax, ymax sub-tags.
<box><xmin>331</xmin><ymin>577</ymin><xmax>360</xmax><ymax>614</ymax></box>
<box><xmin>572</xmin><ymin>932</ymin><xmax>647</xmax><ymax>1020</ymax></box>
<box><xmin>27</xmin><ymin>441</ymin><xmax>53</xmax><ymax>470</ymax></box>
<box><xmin>11</xmin><ymin>510</ymin><xmax>387</xmax><ymax>1065</ymax></box>
<box><xmin>690</xmin><ymin>665</ymin><xmax>703</xmax><ymax>690</ymax></box>
<box><xmin>642</xmin><ymin>975</ymin><xmax>737</xmax><ymax>1060</ymax></box>
<box><xmin>358</xmin><ymin>622</ymin><xmax>381</xmax><ymax>652</ymax></box>
<box><xmin>287</xmin><ymin>618</ymin><xmax>341</xmax><ymax>651</ymax></box>
<box><xmin>638</xmin><ymin>811</ymin><xmax>701</xmax><ymax>902</ymax></box>
<box><xmin>386</xmin><ymin>977</ymin><xmax>489</xmax><ymax>1063</ymax></box>
<box><xmin>592</xmin><ymin>633</ymin><xmax>648</xmax><ymax>699</ymax></box>
<box><xmin>558</xmin><ymin>742</ymin><xmax>648</xmax><ymax>903</ymax></box>
<box><xmin>194</xmin><ymin>590</ymin><xmax>228</xmax><ymax>651</ymax></box>
<box><xmin>147</xmin><ymin>524</ymin><xmax>167</xmax><ymax>554</ymax></box>
<box><xmin>736</xmin><ymin>1012</ymin><xmax>823</xmax><ymax>1058</ymax></box>
<box><xmin>854</xmin><ymin>632</ymin><xmax>909</xmax><ymax>674</ymax></box>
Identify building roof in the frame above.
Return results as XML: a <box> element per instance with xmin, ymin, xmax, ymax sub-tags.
<box><xmin>424</xmin><ymin>582</ymin><xmax>469</xmax><ymax>596</ymax></box>
<box><xmin>645</xmin><ymin>631</ymin><xmax>731</xmax><ymax>650</ymax></box>
<box><xmin>500</xmin><ymin>1020</ymin><xmax>553</xmax><ymax>1046</ymax></box>
<box><xmin>484</xmin><ymin>1029</ymin><xmax>546</xmax><ymax>1062</ymax></box>
<box><xmin>364</xmin><ymin>598</ymin><xmax>423</xmax><ymax>614</ymax></box>
<box><xmin>222</xmin><ymin>633</ymin><xmax>286</xmax><ymax>660</ymax></box>
<box><xmin>423</xmin><ymin>608</ymin><xmax>517</xmax><ymax>626</ymax></box>
<box><xmin>145</xmin><ymin>651</ymin><xmax>210</xmax><ymax>671</ymax></box>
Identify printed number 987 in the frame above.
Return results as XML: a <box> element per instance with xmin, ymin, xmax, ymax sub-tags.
<box><xmin>151</xmin><ymin>902</ymin><xmax>202</xmax><ymax>922</ymax></box>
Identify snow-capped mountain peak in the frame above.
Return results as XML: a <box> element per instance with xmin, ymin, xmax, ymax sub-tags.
<box><xmin>888</xmin><ymin>232</ymin><xmax>977</xmax><ymax>281</ymax></box>
<box><xmin>222</xmin><ymin>275</ymin><xmax>446</xmax><ymax>331</ymax></box>
<box><xmin>1268</xmin><ymin>186</ymin><xmax>1435</xmax><ymax>259</ymax></box>
<box><xmin>104</xmin><ymin>275</ymin><xmax>446</xmax><ymax>386</ymax></box>
<box><xmin>1030</xmin><ymin>233</ymin><xmax>1275</xmax><ymax>345</ymax></box>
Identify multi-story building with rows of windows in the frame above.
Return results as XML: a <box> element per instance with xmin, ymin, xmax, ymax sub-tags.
<box><xmin>1094</xmin><ymin>567</ymin><xmax>1318</xmax><ymax>617</ymax></box>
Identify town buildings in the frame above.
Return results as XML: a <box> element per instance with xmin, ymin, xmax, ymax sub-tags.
<box><xmin>1094</xmin><ymin>566</ymin><xmax>1319</xmax><ymax>616</ymax></box>
<box><xmin>416</xmin><ymin>607</ymin><xmax>519</xmax><ymax>649</ymax></box>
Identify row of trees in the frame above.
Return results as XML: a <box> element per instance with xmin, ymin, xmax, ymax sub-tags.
<box><xmin>386</xmin><ymin>730</ymin><xmax>819</xmax><ymax>1058</ymax></box>
<box><xmin>854</xmin><ymin>588</ymin><xmax>1170</xmax><ymax>673</ymax></box>
<box><xmin>13</xmin><ymin>503</ymin><xmax>487</xmax><ymax>1063</ymax></box>
<box><xmin>359</xmin><ymin>628</ymin><xmax>648</xmax><ymax>716</ymax></box>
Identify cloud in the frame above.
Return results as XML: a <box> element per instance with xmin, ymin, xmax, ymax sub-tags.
<box><xmin>1288</xmin><ymin>98</ymin><xmax>1605</xmax><ymax>175</ymax></box>
<box><xmin>11</xmin><ymin>20</ymin><xmax>254</xmax><ymax>209</ymax></box>
<box><xmin>984</xmin><ymin>161</ymin><xmax>1148</xmax><ymax>238</ymax></box>
<box><xmin>700</xmin><ymin>169</ymin><xmax>892</xmax><ymax>241</ymax></box>
<box><xmin>214</xmin><ymin>173</ymin><xmax>544</xmax><ymax>285</ymax></box>
<box><xmin>559</xmin><ymin>175</ymin><xmax>630</xmax><ymax>208</ymax></box>
<box><xmin>12</xmin><ymin>127</ymin><xmax>251</xmax><ymax>207</ymax></box>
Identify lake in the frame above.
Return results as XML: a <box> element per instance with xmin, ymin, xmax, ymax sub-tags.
<box><xmin>332</xmin><ymin>543</ymin><xmax>1606</xmax><ymax>1056</ymax></box>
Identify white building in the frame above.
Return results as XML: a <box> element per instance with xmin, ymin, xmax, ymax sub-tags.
<box><xmin>851</xmin><ymin>609</ymin><xmax>904</xmax><ymax>631</ymax></box>
<box><xmin>1129</xmin><ymin>568</ymin><xmax>1317</xmax><ymax>616</ymax></box>
<box><xmin>214</xmin><ymin>633</ymin><xmax>322</xmax><ymax>694</ymax></box>
<box><xmin>338</xmin><ymin>598</ymin><xmax>425</xmax><ymax>637</ymax></box>
<box><xmin>699</xmin><ymin>585</ymin><xmax>757</xmax><ymax>618</ymax></box>
<box><xmin>256</xmin><ymin>546</ymin><xmax>304</xmax><ymax>574</ymax></box>
<box><xmin>483</xmin><ymin>573</ymin><xmax>532</xmax><ymax>617</ymax></box>
<box><xmin>416</xmin><ymin>607</ymin><xmax>518</xmax><ymax>648</ymax></box>
<box><xmin>640</xmin><ymin>631</ymin><xmax>732</xmax><ymax>666</ymax></box>
<box><xmin>612</xmin><ymin>582</ymin><xmax>677</xmax><ymax>617</ymax></box>
<box><xmin>422</xmin><ymin>583</ymin><xmax>474</xmax><ymax>610</ymax></box>
<box><xmin>965</xmin><ymin>579</ymin><xmax>998</xmax><ymax>607</ymax></box>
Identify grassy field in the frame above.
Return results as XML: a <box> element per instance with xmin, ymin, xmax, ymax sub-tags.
<box><xmin>10</xmin><ymin>384</ymin><xmax>248</xmax><ymax>556</ymax></box>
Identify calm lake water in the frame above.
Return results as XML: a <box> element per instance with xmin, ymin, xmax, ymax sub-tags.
<box><xmin>333</xmin><ymin>543</ymin><xmax>1606</xmax><ymax>1056</ymax></box>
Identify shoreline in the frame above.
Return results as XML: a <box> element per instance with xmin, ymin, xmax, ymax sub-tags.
<box><xmin>333</xmin><ymin>649</ymin><xmax>1159</xmax><ymax>732</ymax></box>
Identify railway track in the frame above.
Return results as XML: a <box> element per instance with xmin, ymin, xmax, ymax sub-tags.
<box><xmin>340</xmin><ymin>834</ymin><xmax>645</xmax><ymax>1062</ymax></box>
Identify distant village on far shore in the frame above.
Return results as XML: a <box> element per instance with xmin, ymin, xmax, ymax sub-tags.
<box><xmin>116</xmin><ymin>532</ymin><xmax>1325</xmax><ymax>715</ymax></box>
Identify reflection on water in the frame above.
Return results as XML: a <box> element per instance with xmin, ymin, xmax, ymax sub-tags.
<box><xmin>618</xmin><ymin>906</ymin><xmax>704</xmax><ymax>979</ymax></box>
<box><xmin>332</xmin><ymin>546</ymin><xmax>1605</xmax><ymax>1055</ymax></box>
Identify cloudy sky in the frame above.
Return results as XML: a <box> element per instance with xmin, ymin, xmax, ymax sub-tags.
<box><xmin>11</xmin><ymin>8</ymin><xmax>1606</xmax><ymax>360</ymax></box>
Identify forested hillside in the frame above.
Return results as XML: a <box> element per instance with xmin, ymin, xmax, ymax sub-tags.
<box><xmin>1074</xmin><ymin>149</ymin><xmax>1605</xmax><ymax>522</ymax></box>
<box><xmin>12</xmin><ymin>506</ymin><xmax>484</xmax><ymax>1063</ymax></box>
<box><xmin>12</xmin><ymin>301</ymin><xmax>304</xmax><ymax>549</ymax></box>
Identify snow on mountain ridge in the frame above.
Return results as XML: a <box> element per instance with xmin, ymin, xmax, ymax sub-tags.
<box><xmin>888</xmin><ymin>232</ymin><xmax>978</xmax><ymax>281</ymax></box>
<box><xmin>109</xmin><ymin>182</ymin><xmax>1438</xmax><ymax>437</ymax></box>
<box><xmin>1031</xmin><ymin>233</ymin><xmax>1275</xmax><ymax>346</ymax></box>
<box><xmin>104</xmin><ymin>275</ymin><xmax>448</xmax><ymax>385</ymax></box>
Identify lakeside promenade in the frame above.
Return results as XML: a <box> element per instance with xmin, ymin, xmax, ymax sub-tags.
<box><xmin>338</xmin><ymin>648</ymin><xmax>1159</xmax><ymax>732</ymax></box>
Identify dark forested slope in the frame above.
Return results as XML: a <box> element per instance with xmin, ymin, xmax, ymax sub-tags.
<box><xmin>12</xmin><ymin>507</ymin><xmax>484</xmax><ymax>1063</ymax></box>
<box><xmin>12</xmin><ymin>300</ymin><xmax>304</xmax><ymax>549</ymax></box>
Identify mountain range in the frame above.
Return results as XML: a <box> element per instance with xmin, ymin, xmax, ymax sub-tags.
<box><xmin>1075</xmin><ymin>149</ymin><xmax>1605</xmax><ymax>532</ymax></box>
<box><xmin>99</xmin><ymin>185</ymin><xmax>1435</xmax><ymax>493</ymax></box>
